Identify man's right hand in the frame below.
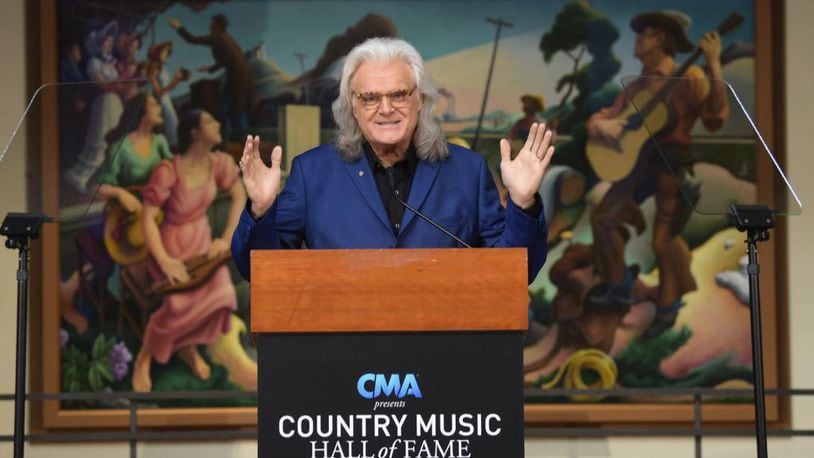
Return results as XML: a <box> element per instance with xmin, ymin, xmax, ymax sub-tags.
<box><xmin>240</xmin><ymin>135</ymin><xmax>283</xmax><ymax>219</ymax></box>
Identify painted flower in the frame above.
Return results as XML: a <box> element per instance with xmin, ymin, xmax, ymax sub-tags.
<box><xmin>108</xmin><ymin>342</ymin><xmax>133</xmax><ymax>381</ymax></box>
<box><xmin>59</xmin><ymin>328</ymin><xmax>69</xmax><ymax>348</ymax></box>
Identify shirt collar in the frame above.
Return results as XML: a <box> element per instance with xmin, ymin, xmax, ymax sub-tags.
<box><xmin>363</xmin><ymin>141</ymin><xmax>418</xmax><ymax>173</ymax></box>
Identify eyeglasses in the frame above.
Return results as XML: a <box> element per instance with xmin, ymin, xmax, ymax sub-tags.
<box><xmin>351</xmin><ymin>87</ymin><xmax>416</xmax><ymax>108</ymax></box>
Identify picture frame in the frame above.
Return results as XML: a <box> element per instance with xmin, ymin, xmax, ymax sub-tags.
<box><xmin>25</xmin><ymin>0</ymin><xmax>788</xmax><ymax>430</ymax></box>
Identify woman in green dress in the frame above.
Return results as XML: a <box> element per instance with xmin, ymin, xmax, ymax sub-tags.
<box><xmin>60</xmin><ymin>92</ymin><xmax>172</xmax><ymax>333</ymax></box>
<box><xmin>91</xmin><ymin>92</ymin><xmax>173</xmax><ymax>210</ymax></box>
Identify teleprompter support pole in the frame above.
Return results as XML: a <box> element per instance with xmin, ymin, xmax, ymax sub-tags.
<box><xmin>730</xmin><ymin>204</ymin><xmax>774</xmax><ymax>458</ymax></box>
<box><xmin>2</xmin><ymin>212</ymin><xmax>50</xmax><ymax>458</ymax></box>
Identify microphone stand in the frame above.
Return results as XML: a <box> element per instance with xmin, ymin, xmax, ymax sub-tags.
<box><xmin>385</xmin><ymin>168</ymin><xmax>471</xmax><ymax>248</ymax></box>
<box><xmin>730</xmin><ymin>204</ymin><xmax>773</xmax><ymax>458</ymax></box>
<box><xmin>393</xmin><ymin>193</ymin><xmax>472</xmax><ymax>248</ymax></box>
<box><xmin>1</xmin><ymin>212</ymin><xmax>50</xmax><ymax>458</ymax></box>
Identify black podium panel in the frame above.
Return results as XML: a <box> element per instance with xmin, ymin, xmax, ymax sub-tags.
<box><xmin>258</xmin><ymin>332</ymin><xmax>523</xmax><ymax>458</ymax></box>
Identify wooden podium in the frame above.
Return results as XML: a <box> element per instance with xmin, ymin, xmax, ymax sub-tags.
<box><xmin>251</xmin><ymin>248</ymin><xmax>529</xmax><ymax>457</ymax></box>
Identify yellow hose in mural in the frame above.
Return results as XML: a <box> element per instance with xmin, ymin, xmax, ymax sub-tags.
<box><xmin>541</xmin><ymin>349</ymin><xmax>618</xmax><ymax>400</ymax></box>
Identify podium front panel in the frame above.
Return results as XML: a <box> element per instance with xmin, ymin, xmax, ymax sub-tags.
<box><xmin>258</xmin><ymin>332</ymin><xmax>524</xmax><ymax>457</ymax></box>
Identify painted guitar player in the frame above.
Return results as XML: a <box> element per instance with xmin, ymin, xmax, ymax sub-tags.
<box><xmin>563</xmin><ymin>10</ymin><xmax>739</xmax><ymax>339</ymax></box>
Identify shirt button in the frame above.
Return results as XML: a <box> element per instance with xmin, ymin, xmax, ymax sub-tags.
<box><xmin>358</xmin><ymin>170</ymin><xmax>364</xmax><ymax>176</ymax></box>
<box><xmin>395</xmin><ymin>223</ymin><xmax>400</xmax><ymax>229</ymax></box>
<box><xmin>395</xmin><ymin>190</ymin><xmax>400</xmax><ymax>195</ymax></box>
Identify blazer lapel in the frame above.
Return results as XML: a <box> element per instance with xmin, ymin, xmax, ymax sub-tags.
<box><xmin>401</xmin><ymin>159</ymin><xmax>440</xmax><ymax>232</ymax></box>
<box><xmin>342</xmin><ymin>156</ymin><xmax>392</xmax><ymax>233</ymax></box>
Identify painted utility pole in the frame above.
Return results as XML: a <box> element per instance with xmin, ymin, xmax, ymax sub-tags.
<box><xmin>472</xmin><ymin>17</ymin><xmax>513</xmax><ymax>151</ymax></box>
<box><xmin>294</xmin><ymin>52</ymin><xmax>309</xmax><ymax>104</ymax></box>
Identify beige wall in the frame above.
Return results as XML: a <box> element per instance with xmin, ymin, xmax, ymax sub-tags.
<box><xmin>0</xmin><ymin>0</ymin><xmax>30</xmax><ymax>455</ymax></box>
<box><xmin>0</xmin><ymin>0</ymin><xmax>811</xmax><ymax>456</ymax></box>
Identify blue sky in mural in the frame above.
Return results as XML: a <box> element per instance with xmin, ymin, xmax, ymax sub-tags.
<box><xmin>153</xmin><ymin>0</ymin><xmax>754</xmax><ymax>77</ymax></box>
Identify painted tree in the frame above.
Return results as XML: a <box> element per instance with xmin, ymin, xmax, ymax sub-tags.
<box><xmin>540</xmin><ymin>0</ymin><xmax>621</xmax><ymax>133</ymax></box>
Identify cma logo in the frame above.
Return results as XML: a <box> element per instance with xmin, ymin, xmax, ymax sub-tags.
<box><xmin>357</xmin><ymin>373</ymin><xmax>423</xmax><ymax>399</ymax></box>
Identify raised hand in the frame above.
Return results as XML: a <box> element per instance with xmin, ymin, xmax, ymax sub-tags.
<box><xmin>239</xmin><ymin>135</ymin><xmax>283</xmax><ymax>218</ymax></box>
<box><xmin>499</xmin><ymin>122</ymin><xmax>555</xmax><ymax>209</ymax></box>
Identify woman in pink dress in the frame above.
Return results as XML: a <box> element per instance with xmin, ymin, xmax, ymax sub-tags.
<box><xmin>133</xmin><ymin>109</ymin><xmax>246</xmax><ymax>392</ymax></box>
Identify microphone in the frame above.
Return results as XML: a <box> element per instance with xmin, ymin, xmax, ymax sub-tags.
<box><xmin>386</xmin><ymin>169</ymin><xmax>472</xmax><ymax>248</ymax></box>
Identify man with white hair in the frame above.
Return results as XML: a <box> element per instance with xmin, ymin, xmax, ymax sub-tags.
<box><xmin>231</xmin><ymin>38</ymin><xmax>554</xmax><ymax>283</ymax></box>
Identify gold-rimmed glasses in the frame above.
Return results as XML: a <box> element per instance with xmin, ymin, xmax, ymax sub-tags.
<box><xmin>351</xmin><ymin>87</ymin><xmax>417</xmax><ymax>108</ymax></box>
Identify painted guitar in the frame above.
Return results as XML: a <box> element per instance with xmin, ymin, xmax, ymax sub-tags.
<box><xmin>585</xmin><ymin>13</ymin><xmax>743</xmax><ymax>182</ymax></box>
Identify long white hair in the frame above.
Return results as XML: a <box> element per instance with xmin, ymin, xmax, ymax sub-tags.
<box><xmin>332</xmin><ymin>37</ymin><xmax>449</xmax><ymax>162</ymax></box>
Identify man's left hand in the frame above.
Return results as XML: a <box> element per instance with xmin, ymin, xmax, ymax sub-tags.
<box><xmin>499</xmin><ymin>122</ymin><xmax>554</xmax><ymax>209</ymax></box>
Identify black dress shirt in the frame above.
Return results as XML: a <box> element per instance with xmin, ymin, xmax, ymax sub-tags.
<box><xmin>364</xmin><ymin>143</ymin><xmax>419</xmax><ymax>235</ymax></box>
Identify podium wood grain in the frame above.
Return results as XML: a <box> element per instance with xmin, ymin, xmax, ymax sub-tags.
<box><xmin>250</xmin><ymin>248</ymin><xmax>528</xmax><ymax>333</ymax></box>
